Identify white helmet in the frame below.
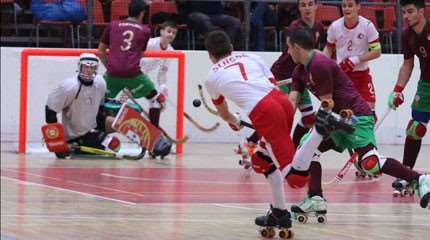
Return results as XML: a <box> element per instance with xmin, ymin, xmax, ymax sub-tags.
<box><xmin>78</xmin><ymin>53</ymin><xmax>99</xmax><ymax>85</ymax></box>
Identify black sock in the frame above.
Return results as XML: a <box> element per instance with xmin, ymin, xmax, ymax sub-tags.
<box><xmin>292</xmin><ymin>124</ymin><xmax>310</xmax><ymax>148</ymax></box>
<box><xmin>403</xmin><ymin>137</ymin><xmax>422</xmax><ymax>169</ymax></box>
<box><xmin>149</xmin><ymin>108</ymin><xmax>161</xmax><ymax>127</ymax></box>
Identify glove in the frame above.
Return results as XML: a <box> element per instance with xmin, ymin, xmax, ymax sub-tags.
<box><xmin>158</xmin><ymin>84</ymin><xmax>168</xmax><ymax>97</ymax></box>
<box><xmin>387</xmin><ymin>85</ymin><xmax>404</xmax><ymax>110</ymax></box>
<box><xmin>150</xmin><ymin>92</ymin><xmax>166</xmax><ymax>110</ymax></box>
<box><xmin>315</xmin><ymin>109</ymin><xmax>333</xmax><ymax>136</ymax></box>
<box><xmin>339</xmin><ymin>56</ymin><xmax>360</xmax><ymax>73</ymax></box>
<box><xmin>285</xmin><ymin>165</ymin><xmax>310</xmax><ymax>189</ymax></box>
<box><xmin>228</xmin><ymin>112</ymin><xmax>243</xmax><ymax>131</ymax></box>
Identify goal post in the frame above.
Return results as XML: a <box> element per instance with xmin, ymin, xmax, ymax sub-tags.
<box><xmin>18</xmin><ymin>48</ymin><xmax>185</xmax><ymax>154</ymax></box>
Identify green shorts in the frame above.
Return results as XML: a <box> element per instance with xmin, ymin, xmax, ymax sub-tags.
<box><xmin>279</xmin><ymin>84</ymin><xmax>312</xmax><ymax>106</ymax></box>
<box><xmin>329</xmin><ymin>115</ymin><xmax>376</xmax><ymax>151</ymax></box>
<box><xmin>412</xmin><ymin>80</ymin><xmax>430</xmax><ymax>112</ymax></box>
<box><xmin>104</xmin><ymin>73</ymin><xmax>155</xmax><ymax>99</ymax></box>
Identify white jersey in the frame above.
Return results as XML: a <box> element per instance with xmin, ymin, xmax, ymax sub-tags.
<box><xmin>140</xmin><ymin>37</ymin><xmax>174</xmax><ymax>86</ymax></box>
<box><xmin>205</xmin><ymin>53</ymin><xmax>275</xmax><ymax>115</ymax></box>
<box><xmin>327</xmin><ymin>16</ymin><xmax>379</xmax><ymax>71</ymax></box>
<box><xmin>46</xmin><ymin>75</ymin><xmax>106</xmax><ymax>140</ymax></box>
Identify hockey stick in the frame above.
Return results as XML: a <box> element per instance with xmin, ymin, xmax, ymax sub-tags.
<box><xmin>197</xmin><ymin>84</ymin><xmax>218</xmax><ymax>116</ymax></box>
<box><xmin>166</xmin><ymin>99</ymin><xmax>220</xmax><ymax>132</ymax></box>
<box><xmin>276</xmin><ymin>78</ymin><xmax>292</xmax><ymax>86</ymax></box>
<box><xmin>76</xmin><ymin>145</ymin><xmax>145</xmax><ymax>160</ymax></box>
<box><xmin>197</xmin><ymin>84</ymin><xmax>255</xmax><ymax>130</ymax></box>
<box><xmin>375</xmin><ymin>108</ymin><xmax>391</xmax><ymax>131</ymax></box>
<box><xmin>323</xmin><ymin>108</ymin><xmax>392</xmax><ymax>189</ymax></box>
<box><xmin>122</xmin><ymin>89</ymin><xmax>189</xmax><ymax>144</ymax></box>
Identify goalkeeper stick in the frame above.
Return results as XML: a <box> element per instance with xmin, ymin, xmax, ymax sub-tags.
<box><xmin>76</xmin><ymin>145</ymin><xmax>145</xmax><ymax>160</ymax></box>
<box><xmin>122</xmin><ymin>89</ymin><xmax>189</xmax><ymax>144</ymax></box>
<box><xmin>323</xmin><ymin>108</ymin><xmax>392</xmax><ymax>189</ymax></box>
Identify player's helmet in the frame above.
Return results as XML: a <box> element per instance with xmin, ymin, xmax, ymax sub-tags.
<box><xmin>78</xmin><ymin>53</ymin><xmax>99</xmax><ymax>85</ymax></box>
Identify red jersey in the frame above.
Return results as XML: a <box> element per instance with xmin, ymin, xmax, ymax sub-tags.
<box><xmin>101</xmin><ymin>19</ymin><xmax>151</xmax><ymax>78</ymax></box>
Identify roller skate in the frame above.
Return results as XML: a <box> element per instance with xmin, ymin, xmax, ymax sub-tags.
<box><xmin>291</xmin><ymin>195</ymin><xmax>327</xmax><ymax>224</ymax></box>
<box><xmin>255</xmin><ymin>206</ymin><xmax>293</xmax><ymax>239</ymax></box>
<box><xmin>392</xmin><ymin>178</ymin><xmax>415</xmax><ymax>197</ymax></box>
<box><xmin>235</xmin><ymin>138</ymin><xmax>256</xmax><ymax>170</ymax></box>
<box><xmin>417</xmin><ymin>174</ymin><xmax>430</xmax><ymax>209</ymax></box>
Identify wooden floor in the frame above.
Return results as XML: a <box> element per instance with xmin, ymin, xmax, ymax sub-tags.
<box><xmin>1</xmin><ymin>143</ymin><xmax>429</xmax><ymax>240</ymax></box>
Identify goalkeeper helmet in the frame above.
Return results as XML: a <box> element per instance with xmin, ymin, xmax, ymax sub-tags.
<box><xmin>78</xmin><ymin>53</ymin><xmax>99</xmax><ymax>86</ymax></box>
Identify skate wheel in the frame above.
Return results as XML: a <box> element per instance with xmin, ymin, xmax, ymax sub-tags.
<box><xmin>260</xmin><ymin>227</ymin><xmax>275</xmax><ymax>238</ymax></box>
<box><xmin>297</xmin><ymin>214</ymin><xmax>308</xmax><ymax>224</ymax></box>
<box><xmin>317</xmin><ymin>215</ymin><xmax>327</xmax><ymax>224</ymax></box>
<box><xmin>279</xmin><ymin>229</ymin><xmax>293</xmax><ymax>239</ymax></box>
<box><xmin>401</xmin><ymin>189</ymin><xmax>408</xmax><ymax>197</ymax></box>
<box><xmin>339</xmin><ymin>109</ymin><xmax>353</xmax><ymax>120</ymax></box>
<box><xmin>393</xmin><ymin>191</ymin><xmax>400</xmax><ymax>197</ymax></box>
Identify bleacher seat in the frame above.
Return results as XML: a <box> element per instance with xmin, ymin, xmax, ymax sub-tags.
<box><xmin>315</xmin><ymin>4</ymin><xmax>341</xmax><ymax>30</ymax></box>
<box><xmin>148</xmin><ymin>1</ymin><xmax>193</xmax><ymax>49</ymax></box>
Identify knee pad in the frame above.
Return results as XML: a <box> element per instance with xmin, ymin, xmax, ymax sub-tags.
<box><xmin>102</xmin><ymin>99</ymin><xmax>141</xmax><ymax>117</ymax></box>
<box><xmin>251</xmin><ymin>151</ymin><xmax>277</xmax><ymax>175</ymax></box>
<box><xmin>285</xmin><ymin>166</ymin><xmax>310</xmax><ymax>189</ymax></box>
<box><xmin>359</xmin><ymin>148</ymin><xmax>385</xmax><ymax>176</ymax></box>
<box><xmin>406</xmin><ymin>120</ymin><xmax>427</xmax><ymax>140</ymax></box>
<box><xmin>152</xmin><ymin>135</ymin><xmax>172</xmax><ymax>157</ymax></box>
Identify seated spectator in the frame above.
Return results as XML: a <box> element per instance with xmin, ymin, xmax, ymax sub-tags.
<box><xmin>177</xmin><ymin>1</ymin><xmax>241</xmax><ymax>47</ymax></box>
<box><xmin>250</xmin><ymin>2</ymin><xmax>278</xmax><ymax>51</ymax></box>
<box><xmin>31</xmin><ymin>0</ymin><xmax>86</xmax><ymax>23</ymax></box>
<box><xmin>277</xmin><ymin>2</ymin><xmax>299</xmax><ymax>28</ymax></box>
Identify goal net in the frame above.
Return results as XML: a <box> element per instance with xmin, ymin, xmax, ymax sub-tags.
<box><xmin>18</xmin><ymin>48</ymin><xmax>185</xmax><ymax>154</ymax></box>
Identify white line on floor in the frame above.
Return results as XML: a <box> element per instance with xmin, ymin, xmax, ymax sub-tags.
<box><xmin>1</xmin><ymin>176</ymin><xmax>136</xmax><ymax>205</ymax></box>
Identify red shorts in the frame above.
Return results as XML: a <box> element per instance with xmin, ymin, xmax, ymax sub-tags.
<box><xmin>347</xmin><ymin>69</ymin><xmax>376</xmax><ymax>105</ymax></box>
<box><xmin>249</xmin><ymin>89</ymin><xmax>295</xmax><ymax>170</ymax></box>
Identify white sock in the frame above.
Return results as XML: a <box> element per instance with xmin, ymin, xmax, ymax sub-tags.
<box><xmin>267</xmin><ymin>169</ymin><xmax>287</xmax><ymax>210</ymax></box>
<box><xmin>292</xmin><ymin>129</ymin><xmax>323</xmax><ymax>171</ymax></box>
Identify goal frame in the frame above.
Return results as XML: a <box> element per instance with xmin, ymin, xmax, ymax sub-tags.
<box><xmin>19</xmin><ymin>48</ymin><xmax>185</xmax><ymax>154</ymax></box>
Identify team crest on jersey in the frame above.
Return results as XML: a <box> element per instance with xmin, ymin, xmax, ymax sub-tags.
<box><xmin>358</xmin><ymin>33</ymin><xmax>364</xmax><ymax>39</ymax></box>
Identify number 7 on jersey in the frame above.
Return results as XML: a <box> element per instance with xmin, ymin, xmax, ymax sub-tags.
<box><xmin>225</xmin><ymin>62</ymin><xmax>248</xmax><ymax>81</ymax></box>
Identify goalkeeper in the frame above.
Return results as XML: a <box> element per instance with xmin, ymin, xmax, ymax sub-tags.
<box><xmin>43</xmin><ymin>53</ymin><xmax>120</xmax><ymax>158</ymax></box>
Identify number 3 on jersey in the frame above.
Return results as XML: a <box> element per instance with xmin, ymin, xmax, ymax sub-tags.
<box><xmin>121</xmin><ymin>30</ymin><xmax>134</xmax><ymax>51</ymax></box>
<box><xmin>225</xmin><ymin>62</ymin><xmax>248</xmax><ymax>80</ymax></box>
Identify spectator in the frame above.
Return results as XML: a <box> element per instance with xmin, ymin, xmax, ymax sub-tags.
<box><xmin>250</xmin><ymin>2</ymin><xmax>278</xmax><ymax>51</ymax></box>
<box><xmin>177</xmin><ymin>1</ymin><xmax>241</xmax><ymax>47</ymax></box>
<box><xmin>31</xmin><ymin>0</ymin><xmax>86</xmax><ymax>23</ymax></box>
